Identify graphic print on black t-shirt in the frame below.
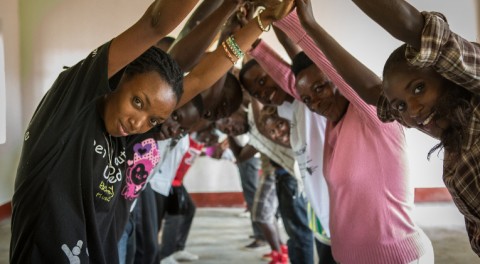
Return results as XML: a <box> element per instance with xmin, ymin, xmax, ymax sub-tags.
<box><xmin>61</xmin><ymin>240</ymin><xmax>86</xmax><ymax>263</ymax></box>
<box><xmin>122</xmin><ymin>137</ymin><xmax>160</xmax><ymax>200</ymax></box>
<box><xmin>93</xmin><ymin>133</ymin><xmax>126</xmax><ymax>203</ymax></box>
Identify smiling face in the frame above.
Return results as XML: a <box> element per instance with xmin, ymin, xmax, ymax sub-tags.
<box><xmin>102</xmin><ymin>71</ymin><xmax>177</xmax><ymax>137</ymax></box>
<box><xmin>242</xmin><ymin>63</ymin><xmax>290</xmax><ymax>106</ymax></box>
<box><xmin>295</xmin><ymin>64</ymin><xmax>348</xmax><ymax>122</ymax></box>
<box><xmin>264</xmin><ymin>115</ymin><xmax>290</xmax><ymax>147</ymax></box>
<box><xmin>156</xmin><ymin>101</ymin><xmax>201</xmax><ymax>140</ymax></box>
<box><xmin>383</xmin><ymin>62</ymin><xmax>450</xmax><ymax>139</ymax></box>
<box><xmin>215</xmin><ymin>110</ymin><xmax>249</xmax><ymax>136</ymax></box>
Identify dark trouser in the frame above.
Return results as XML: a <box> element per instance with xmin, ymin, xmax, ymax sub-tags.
<box><xmin>315</xmin><ymin>239</ymin><xmax>336</xmax><ymax>264</ymax></box>
<box><xmin>118</xmin><ymin>213</ymin><xmax>136</xmax><ymax>264</ymax></box>
<box><xmin>237</xmin><ymin>157</ymin><xmax>263</xmax><ymax>240</ymax></box>
<box><xmin>275</xmin><ymin>169</ymin><xmax>314</xmax><ymax>264</ymax></box>
<box><xmin>159</xmin><ymin>185</ymin><xmax>196</xmax><ymax>259</ymax></box>
<box><xmin>133</xmin><ymin>184</ymin><xmax>160</xmax><ymax>264</ymax></box>
<box><xmin>154</xmin><ymin>191</ymin><xmax>166</xmax><ymax>232</ymax></box>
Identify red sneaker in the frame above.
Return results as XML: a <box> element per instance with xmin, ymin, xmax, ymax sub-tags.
<box><xmin>262</xmin><ymin>251</ymin><xmax>274</xmax><ymax>261</ymax></box>
<box><xmin>268</xmin><ymin>251</ymin><xmax>289</xmax><ymax>264</ymax></box>
<box><xmin>280</xmin><ymin>244</ymin><xmax>288</xmax><ymax>255</ymax></box>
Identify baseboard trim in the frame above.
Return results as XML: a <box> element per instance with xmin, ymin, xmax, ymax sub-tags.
<box><xmin>0</xmin><ymin>188</ymin><xmax>453</xmax><ymax>219</ymax></box>
<box><xmin>190</xmin><ymin>192</ymin><xmax>245</xmax><ymax>207</ymax></box>
<box><xmin>191</xmin><ymin>188</ymin><xmax>453</xmax><ymax>207</ymax></box>
<box><xmin>414</xmin><ymin>187</ymin><xmax>452</xmax><ymax>203</ymax></box>
<box><xmin>0</xmin><ymin>202</ymin><xmax>12</xmax><ymax>221</ymax></box>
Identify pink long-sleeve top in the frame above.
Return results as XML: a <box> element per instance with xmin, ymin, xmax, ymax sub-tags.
<box><xmin>274</xmin><ymin>11</ymin><xmax>428</xmax><ymax>264</ymax></box>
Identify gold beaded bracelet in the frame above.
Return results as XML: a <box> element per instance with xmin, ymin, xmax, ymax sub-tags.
<box><xmin>256</xmin><ymin>9</ymin><xmax>271</xmax><ymax>32</ymax></box>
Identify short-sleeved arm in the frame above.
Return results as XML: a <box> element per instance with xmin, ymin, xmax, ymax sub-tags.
<box><xmin>249</xmin><ymin>40</ymin><xmax>301</xmax><ymax>100</ymax></box>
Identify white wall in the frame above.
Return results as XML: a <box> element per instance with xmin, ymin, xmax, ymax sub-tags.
<box><xmin>0</xmin><ymin>28</ymin><xmax>6</xmax><ymax>144</ymax></box>
<box><xmin>0</xmin><ymin>0</ymin><xmax>21</xmax><ymax>204</ymax></box>
<box><xmin>183</xmin><ymin>156</ymin><xmax>242</xmax><ymax>193</ymax></box>
<box><xmin>1</xmin><ymin>1</ymin><xmax>478</xmax><ymax>204</ymax></box>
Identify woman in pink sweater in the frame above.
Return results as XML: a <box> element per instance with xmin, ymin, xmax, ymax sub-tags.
<box><xmin>271</xmin><ymin>4</ymin><xmax>433</xmax><ymax>264</ymax></box>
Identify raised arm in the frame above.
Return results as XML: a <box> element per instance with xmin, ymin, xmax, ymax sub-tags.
<box><xmin>295</xmin><ymin>0</ymin><xmax>382</xmax><ymax>105</ymax></box>
<box><xmin>250</xmin><ymin>97</ymin><xmax>265</xmax><ymax>135</ymax></box>
<box><xmin>172</xmin><ymin>0</ymin><xmax>224</xmax><ymax>44</ymax></box>
<box><xmin>273</xmin><ymin>25</ymin><xmax>301</xmax><ymax>60</ymax></box>
<box><xmin>108</xmin><ymin>0</ymin><xmax>199</xmax><ymax>78</ymax></box>
<box><xmin>351</xmin><ymin>0</ymin><xmax>424</xmax><ymax>50</ymax></box>
<box><xmin>168</xmin><ymin>1</ymin><xmax>240</xmax><ymax>72</ymax></box>
<box><xmin>178</xmin><ymin>0</ymin><xmax>295</xmax><ymax>108</ymax></box>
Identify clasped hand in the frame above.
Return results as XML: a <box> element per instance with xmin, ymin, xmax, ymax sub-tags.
<box><xmin>251</xmin><ymin>0</ymin><xmax>295</xmax><ymax>21</ymax></box>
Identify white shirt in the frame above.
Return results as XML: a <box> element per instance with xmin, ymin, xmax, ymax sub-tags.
<box><xmin>246</xmin><ymin>103</ymin><xmax>296</xmax><ymax>176</ymax></box>
<box><xmin>149</xmin><ymin>136</ymin><xmax>190</xmax><ymax>195</ymax></box>
<box><xmin>289</xmin><ymin>100</ymin><xmax>331</xmax><ymax>238</ymax></box>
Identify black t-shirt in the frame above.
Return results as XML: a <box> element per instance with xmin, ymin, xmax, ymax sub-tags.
<box><xmin>11</xmin><ymin>42</ymin><xmax>128</xmax><ymax>263</ymax></box>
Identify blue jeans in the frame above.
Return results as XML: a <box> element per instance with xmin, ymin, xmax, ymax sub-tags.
<box><xmin>275</xmin><ymin>169</ymin><xmax>314</xmax><ymax>264</ymax></box>
<box><xmin>118</xmin><ymin>213</ymin><xmax>135</xmax><ymax>264</ymax></box>
<box><xmin>237</xmin><ymin>157</ymin><xmax>263</xmax><ymax>240</ymax></box>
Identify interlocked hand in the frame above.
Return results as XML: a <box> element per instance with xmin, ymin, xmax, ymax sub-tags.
<box><xmin>253</xmin><ymin>0</ymin><xmax>295</xmax><ymax>21</ymax></box>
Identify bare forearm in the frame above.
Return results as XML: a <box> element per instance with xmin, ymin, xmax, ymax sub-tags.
<box><xmin>108</xmin><ymin>0</ymin><xmax>198</xmax><ymax>77</ymax></box>
<box><xmin>179</xmin><ymin>15</ymin><xmax>272</xmax><ymax>108</ymax></box>
<box><xmin>169</xmin><ymin>1</ymin><xmax>238</xmax><ymax>72</ymax></box>
<box><xmin>237</xmin><ymin>144</ymin><xmax>258</xmax><ymax>162</ymax></box>
<box><xmin>174</xmin><ymin>0</ymin><xmax>224</xmax><ymax>42</ymax></box>
<box><xmin>251</xmin><ymin>99</ymin><xmax>264</xmax><ymax>133</ymax></box>
<box><xmin>352</xmin><ymin>0</ymin><xmax>424</xmax><ymax>49</ymax></box>
<box><xmin>150</xmin><ymin>0</ymin><xmax>200</xmax><ymax>37</ymax></box>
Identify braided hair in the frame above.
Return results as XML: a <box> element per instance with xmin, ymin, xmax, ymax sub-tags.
<box><xmin>124</xmin><ymin>46</ymin><xmax>184</xmax><ymax>103</ymax></box>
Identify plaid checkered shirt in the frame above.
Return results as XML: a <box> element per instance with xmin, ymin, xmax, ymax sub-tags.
<box><xmin>376</xmin><ymin>11</ymin><xmax>480</xmax><ymax>256</ymax></box>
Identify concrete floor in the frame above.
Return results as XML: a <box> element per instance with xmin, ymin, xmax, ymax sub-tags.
<box><xmin>1</xmin><ymin>203</ymin><xmax>479</xmax><ymax>263</ymax></box>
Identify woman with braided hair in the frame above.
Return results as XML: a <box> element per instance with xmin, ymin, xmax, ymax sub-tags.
<box><xmin>10</xmin><ymin>0</ymin><xmax>295</xmax><ymax>262</ymax></box>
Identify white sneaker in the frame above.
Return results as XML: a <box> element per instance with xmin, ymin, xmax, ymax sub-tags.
<box><xmin>160</xmin><ymin>255</ymin><xmax>179</xmax><ymax>264</ymax></box>
<box><xmin>173</xmin><ymin>250</ymin><xmax>199</xmax><ymax>261</ymax></box>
